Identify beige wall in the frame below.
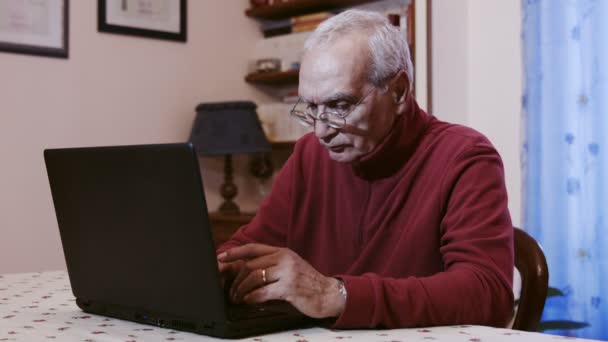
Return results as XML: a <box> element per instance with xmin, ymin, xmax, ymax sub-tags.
<box><xmin>432</xmin><ymin>0</ymin><xmax>522</xmax><ymax>226</ymax></box>
<box><xmin>0</xmin><ymin>0</ymin><xmax>263</xmax><ymax>273</ymax></box>
<box><xmin>467</xmin><ymin>0</ymin><xmax>522</xmax><ymax>227</ymax></box>
<box><xmin>0</xmin><ymin>0</ymin><xmax>524</xmax><ymax>274</ymax></box>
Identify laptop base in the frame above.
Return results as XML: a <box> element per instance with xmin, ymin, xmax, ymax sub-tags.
<box><xmin>77</xmin><ymin>298</ymin><xmax>315</xmax><ymax>339</ymax></box>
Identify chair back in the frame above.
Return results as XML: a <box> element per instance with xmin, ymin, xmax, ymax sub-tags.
<box><xmin>512</xmin><ymin>227</ymin><xmax>549</xmax><ymax>331</ymax></box>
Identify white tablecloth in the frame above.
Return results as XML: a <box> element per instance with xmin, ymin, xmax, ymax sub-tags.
<box><xmin>0</xmin><ymin>271</ymin><xmax>599</xmax><ymax>341</ymax></box>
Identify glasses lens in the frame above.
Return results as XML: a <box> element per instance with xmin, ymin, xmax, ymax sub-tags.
<box><xmin>290</xmin><ymin>99</ymin><xmax>350</xmax><ymax>129</ymax></box>
<box><xmin>291</xmin><ymin>110</ymin><xmax>314</xmax><ymax>127</ymax></box>
<box><xmin>319</xmin><ymin>113</ymin><xmax>345</xmax><ymax>129</ymax></box>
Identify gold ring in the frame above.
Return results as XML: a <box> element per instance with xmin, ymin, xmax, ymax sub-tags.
<box><xmin>261</xmin><ymin>268</ymin><xmax>267</xmax><ymax>284</ymax></box>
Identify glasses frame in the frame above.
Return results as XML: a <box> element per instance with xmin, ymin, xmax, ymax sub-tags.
<box><xmin>289</xmin><ymin>87</ymin><xmax>376</xmax><ymax>129</ymax></box>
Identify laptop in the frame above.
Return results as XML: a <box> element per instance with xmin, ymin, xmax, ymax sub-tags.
<box><xmin>44</xmin><ymin>143</ymin><xmax>313</xmax><ymax>338</ymax></box>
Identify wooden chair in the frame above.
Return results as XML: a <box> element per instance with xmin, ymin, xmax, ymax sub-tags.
<box><xmin>511</xmin><ymin>227</ymin><xmax>549</xmax><ymax>331</ymax></box>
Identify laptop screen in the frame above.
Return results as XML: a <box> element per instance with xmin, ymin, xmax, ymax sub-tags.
<box><xmin>45</xmin><ymin>143</ymin><xmax>225</xmax><ymax>323</ymax></box>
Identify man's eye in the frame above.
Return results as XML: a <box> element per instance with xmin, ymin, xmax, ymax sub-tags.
<box><xmin>306</xmin><ymin>103</ymin><xmax>318</xmax><ymax>113</ymax></box>
<box><xmin>336</xmin><ymin>102</ymin><xmax>351</xmax><ymax>111</ymax></box>
<box><xmin>328</xmin><ymin>102</ymin><xmax>351</xmax><ymax>113</ymax></box>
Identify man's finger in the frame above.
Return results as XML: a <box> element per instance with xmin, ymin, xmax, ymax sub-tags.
<box><xmin>217</xmin><ymin>261</ymin><xmax>229</xmax><ymax>273</ymax></box>
<box><xmin>228</xmin><ymin>254</ymin><xmax>279</xmax><ymax>303</ymax></box>
<box><xmin>217</xmin><ymin>260</ymin><xmax>241</xmax><ymax>277</ymax></box>
<box><xmin>243</xmin><ymin>282</ymin><xmax>284</xmax><ymax>304</ymax></box>
<box><xmin>229</xmin><ymin>265</ymin><xmax>253</xmax><ymax>302</ymax></box>
<box><xmin>217</xmin><ymin>261</ymin><xmax>242</xmax><ymax>290</ymax></box>
<box><xmin>218</xmin><ymin>243</ymin><xmax>279</xmax><ymax>262</ymax></box>
<box><xmin>233</xmin><ymin>265</ymin><xmax>281</xmax><ymax>303</ymax></box>
<box><xmin>244</xmin><ymin>253</ymin><xmax>278</xmax><ymax>270</ymax></box>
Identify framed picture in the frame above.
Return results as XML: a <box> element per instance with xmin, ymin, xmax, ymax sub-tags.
<box><xmin>0</xmin><ymin>0</ymin><xmax>69</xmax><ymax>59</ymax></box>
<box><xmin>98</xmin><ymin>0</ymin><xmax>187</xmax><ymax>42</ymax></box>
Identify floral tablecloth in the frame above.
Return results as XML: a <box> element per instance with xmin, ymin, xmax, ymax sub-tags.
<box><xmin>0</xmin><ymin>271</ymin><xmax>600</xmax><ymax>341</ymax></box>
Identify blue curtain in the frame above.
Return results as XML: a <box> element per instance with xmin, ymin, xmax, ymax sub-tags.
<box><xmin>522</xmin><ymin>0</ymin><xmax>608</xmax><ymax>339</ymax></box>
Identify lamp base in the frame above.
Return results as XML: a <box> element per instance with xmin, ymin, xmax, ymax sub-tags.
<box><xmin>219</xmin><ymin>200</ymin><xmax>240</xmax><ymax>215</ymax></box>
<box><xmin>219</xmin><ymin>154</ymin><xmax>240</xmax><ymax>215</ymax></box>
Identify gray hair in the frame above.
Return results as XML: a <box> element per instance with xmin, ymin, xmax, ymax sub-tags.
<box><xmin>303</xmin><ymin>9</ymin><xmax>414</xmax><ymax>90</ymax></box>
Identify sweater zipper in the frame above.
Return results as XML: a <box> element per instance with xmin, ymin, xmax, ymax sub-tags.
<box><xmin>356</xmin><ymin>182</ymin><xmax>372</xmax><ymax>251</ymax></box>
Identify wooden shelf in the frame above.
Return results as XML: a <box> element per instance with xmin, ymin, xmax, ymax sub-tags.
<box><xmin>270</xmin><ymin>141</ymin><xmax>296</xmax><ymax>149</ymax></box>
<box><xmin>245</xmin><ymin>70</ymin><xmax>299</xmax><ymax>85</ymax></box>
<box><xmin>209</xmin><ymin>212</ymin><xmax>255</xmax><ymax>224</ymax></box>
<box><xmin>246</xmin><ymin>0</ymin><xmax>381</xmax><ymax>20</ymax></box>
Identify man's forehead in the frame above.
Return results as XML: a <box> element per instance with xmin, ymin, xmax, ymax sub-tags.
<box><xmin>299</xmin><ymin>35</ymin><xmax>370</xmax><ymax>102</ymax></box>
<box><xmin>300</xmin><ymin>91</ymin><xmax>359</xmax><ymax>104</ymax></box>
<box><xmin>298</xmin><ymin>72</ymin><xmax>367</xmax><ymax>103</ymax></box>
<box><xmin>298</xmin><ymin>60</ymin><xmax>367</xmax><ymax>103</ymax></box>
<box><xmin>303</xmin><ymin>45</ymin><xmax>368</xmax><ymax>74</ymax></box>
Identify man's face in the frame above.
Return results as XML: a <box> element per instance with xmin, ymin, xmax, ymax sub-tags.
<box><xmin>298</xmin><ymin>35</ymin><xmax>396</xmax><ymax>163</ymax></box>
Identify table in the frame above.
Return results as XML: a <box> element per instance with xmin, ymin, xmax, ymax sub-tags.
<box><xmin>0</xmin><ymin>271</ymin><xmax>598</xmax><ymax>341</ymax></box>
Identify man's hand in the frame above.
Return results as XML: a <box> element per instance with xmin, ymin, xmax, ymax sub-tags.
<box><xmin>217</xmin><ymin>243</ymin><xmax>346</xmax><ymax>319</ymax></box>
<box><xmin>217</xmin><ymin>258</ymin><xmax>247</xmax><ymax>289</ymax></box>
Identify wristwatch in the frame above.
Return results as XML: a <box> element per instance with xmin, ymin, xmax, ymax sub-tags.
<box><xmin>336</xmin><ymin>278</ymin><xmax>347</xmax><ymax>301</ymax></box>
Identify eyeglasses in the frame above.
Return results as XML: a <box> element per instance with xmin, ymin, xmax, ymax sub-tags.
<box><xmin>289</xmin><ymin>87</ymin><xmax>376</xmax><ymax>129</ymax></box>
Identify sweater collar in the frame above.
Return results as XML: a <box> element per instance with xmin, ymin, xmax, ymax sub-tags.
<box><xmin>352</xmin><ymin>97</ymin><xmax>432</xmax><ymax>180</ymax></box>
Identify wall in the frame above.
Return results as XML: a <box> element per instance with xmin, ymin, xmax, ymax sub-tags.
<box><xmin>466</xmin><ymin>0</ymin><xmax>522</xmax><ymax>227</ymax></box>
<box><xmin>432</xmin><ymin>0</ymin><xmax>469</xmax><ymax>124</ymax></box>
<box><xmin>0</xmin><ymin>0</ymin><xmax>524</xmax><ymax>273</ymax></box>
<box><xmin>0</xmin><ymin>0</ymin><xmax>264</xmax><ymax>273</ymax></box>
<box><xmin>432</xmin><ymin>0</ymin><xmax>522</xmax><ymax>226</ymax></box>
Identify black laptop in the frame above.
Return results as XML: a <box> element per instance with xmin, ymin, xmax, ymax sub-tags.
<box><xmin>44</xmin><ymin>143</ymin><xmax>312</xmax><ymax>338</ymax></box>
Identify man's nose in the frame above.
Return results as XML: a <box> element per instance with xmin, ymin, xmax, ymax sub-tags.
<box><xmin>314</xmin><ymin>120</ymin><xmax>338</xmax><ymax>141</ymax></box>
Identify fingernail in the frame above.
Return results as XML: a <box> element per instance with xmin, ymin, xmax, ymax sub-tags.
<box><xmin>217</xmin><ymin>252</ymin><xmax>227</xmax><ymax>261</ymax></box>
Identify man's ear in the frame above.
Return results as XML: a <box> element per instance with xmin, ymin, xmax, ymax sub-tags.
<box><xmin>391</xmin><ymin>70</ymin><xmax>410</xmax><ymax>104</ymax></box>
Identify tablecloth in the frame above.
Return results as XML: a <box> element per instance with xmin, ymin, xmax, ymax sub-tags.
<box><xmin>0</xmin><ymin>271</ymin><xmax>599</xmax><ymax>341</ymax></box>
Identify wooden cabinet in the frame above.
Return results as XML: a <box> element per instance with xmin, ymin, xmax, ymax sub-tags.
<box><xmin>245</xmin><ymin>69</ymin><xmax>299</xmax><ymax>85</ymax></box>
<box><xmin>245</xmin><ymin>0</ymin><xmax>383</xmax><ymax>19</ymax></box>
<box><xmin>210</xmin><ymin>212</ymin><xmax>255</xmax><ymax>246</ymax></box>
<box><xmin>244</xmin><ymin>0</ymin><xmax>418</xmax><ymax>87</ymax></box>
<box><xmin>208</xmin><ymin>143</ymin><xmax>294</xmax><ymax>247</ymax></box>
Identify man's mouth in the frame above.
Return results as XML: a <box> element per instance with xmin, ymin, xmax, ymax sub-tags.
<box><xmin>328</xmin><ymin>145</ymin><xmax>348</xmax><ymax>153</ymax></box>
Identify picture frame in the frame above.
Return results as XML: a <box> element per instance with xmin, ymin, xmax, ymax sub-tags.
<box><xmin>0</xmin><ymin>0</ymin><xmax>69</xmax><ymax>59</ymax></box>
<box><xmin>98</xmin><ymin>0</ymin><xmax>187</xmax><ymax>42</ymax></box>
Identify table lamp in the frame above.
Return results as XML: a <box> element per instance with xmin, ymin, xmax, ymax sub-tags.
<box><xmin>189</xmin><ymin>101</ymin><xmax>271</xmax><ymax>214</ymax></box>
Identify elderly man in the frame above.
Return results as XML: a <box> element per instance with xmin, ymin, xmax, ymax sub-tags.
<box><xmin>217</xmin><ymin>9</ymin><xmax>514</xmax><ymax>329</ymax></box>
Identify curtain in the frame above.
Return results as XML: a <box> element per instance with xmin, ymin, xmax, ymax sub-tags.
<box><xmin>522</xmin><ymin>0</ymin><xmax>608</xmax><ymax>339</ymax></box>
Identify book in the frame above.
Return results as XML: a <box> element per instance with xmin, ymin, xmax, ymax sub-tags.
<box><xmin>260</xmin><ymin>18</ymin><xmax>291</xmax><ymax>30</ymax></box>
<box><xmin>291</xmin><ymin>12</ymin><xmax>332</xmax><ymax>25</ymax></box>
<box><xmin>260</xmin><ymin>18</ymin><xmax>293</xmax><ymax>38</ymax></box>
<box><xmin>263</xmin><ymin>26</ymin><xmax>293</xmax><ymax>38</ymax></box>
<box><xmin>292</xmin><ymin>22</ymin><xmax>322</xmax><ymax>33</ymax></box>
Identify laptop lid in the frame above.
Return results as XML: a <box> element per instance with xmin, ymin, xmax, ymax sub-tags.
<box><xmin>44</xmin><ymin>143</ymin><xmax>226</xmax><ymax>325</ymax></box>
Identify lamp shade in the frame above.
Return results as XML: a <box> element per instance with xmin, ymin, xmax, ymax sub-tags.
<box><xmin>189</xmin><ymin>101</ymin><xmax>271</xmax><ymax>156</ymax></box>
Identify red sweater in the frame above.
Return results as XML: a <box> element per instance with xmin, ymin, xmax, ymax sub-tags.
<box><xmin>219</xmin><ymin>100</ymin><xmax>514</xmax><ymax>329</ymax></box>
